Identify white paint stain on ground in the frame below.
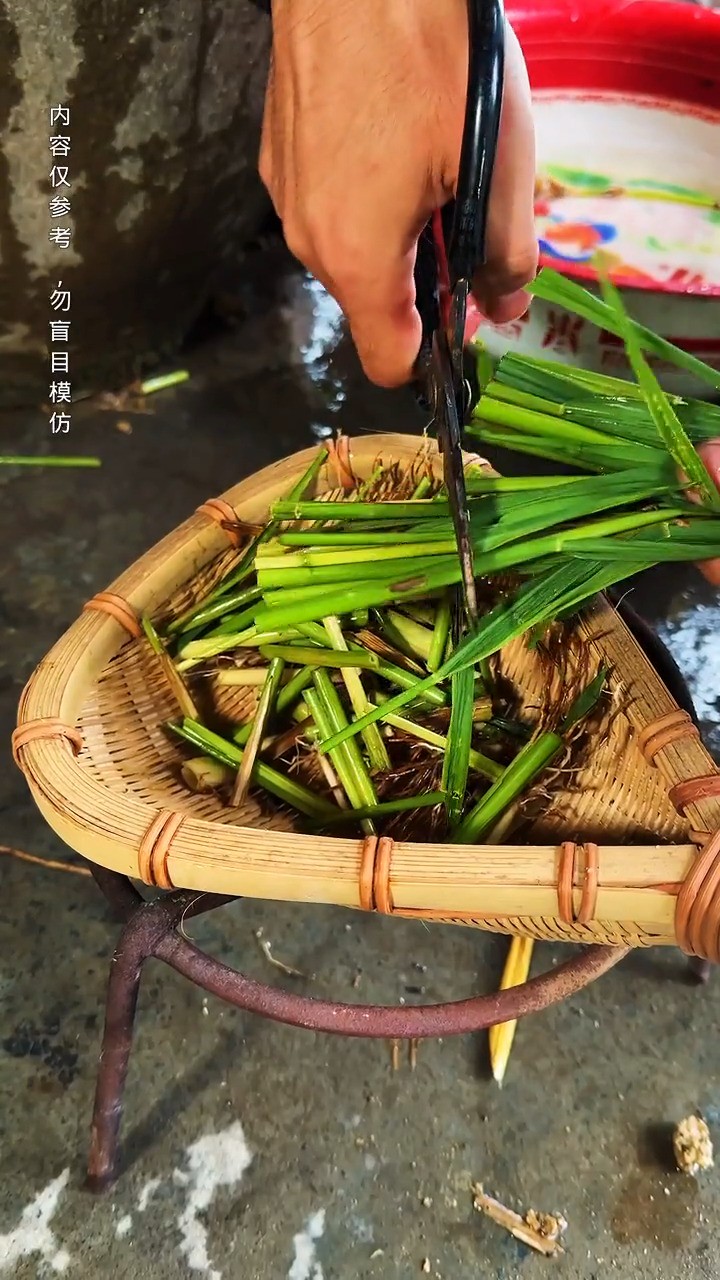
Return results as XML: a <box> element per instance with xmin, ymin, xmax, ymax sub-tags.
<box><xmin>113</xmin><ymin>1171</ymin><xmax>163</xmax><ymax>1239</ymax></box>
<box><xmin>138</xmin><ymin>1175</ymin><xmax>162</xmax><ymax>1212</ymax></box>
<box><xmin>174</xmin><ymin>1121</ymin><xmax>253</xmax><ymax>1280</ymax></box>
<box><xmin>0</xmin><ymin>1168</ymin><xmax>71</xmax><ymax>1273</ymax></box>
<box><xmin>288</xmin><ymin>1208</ymin><xmax>326</xmax><ymax>1280</ymax></box>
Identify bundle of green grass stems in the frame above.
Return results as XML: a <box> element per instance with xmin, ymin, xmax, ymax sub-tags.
<box><xmin>153</xmin><ymin>271</ymin><xmax>720</xmax><ymax>846</ymax></box>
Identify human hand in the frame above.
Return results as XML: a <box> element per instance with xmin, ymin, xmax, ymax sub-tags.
<box><xmin>697</xmin><ymin>442</ymin><xmax>720</xmax><ymax>586</ymax></box>
<box><xmin>259</xmin><ymin>0</ymin><xmax>537</xmax><ymax>387</ymax></box>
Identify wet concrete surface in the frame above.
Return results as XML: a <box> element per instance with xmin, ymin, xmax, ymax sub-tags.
<box><xmin>1</xmin><ymin>239</ymin><xmax>719</xmax><ymax>1279</ymax></box>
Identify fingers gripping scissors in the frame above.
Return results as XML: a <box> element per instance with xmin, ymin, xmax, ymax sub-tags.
<box><xmin>414</xmin><ymin>0</ymin><xmax>505</xmax><ymax>630</ymax></box>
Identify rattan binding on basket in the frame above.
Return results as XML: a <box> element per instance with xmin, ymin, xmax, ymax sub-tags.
<box><xmin>675</xmin><ymin>830</ymin><xmax>720</xmax><ymax>963</ymax></box>
<box><xmin>670</xmin><ymin>775</ymin><xmax>720</xmax><ymax>815</ymax></box>
<box><xmin>83</xmin><ymin>592</ymin><xmax>141</xmax><ymax>638</ymax></box>
<box><xmin>358</xmin><ymin>835</ymin><xmax>377</xmax><ymax>911</ymax></box>
<box><xmin>196</xmin><ymin>498</ymin><xmax>243</xmax><ymax>546</ymax></box>
<box><xmin>11</xmin><ymin>718</ymin><xmax>82</xmax><ymax>769</ymax></box>
<box><xmin>358</xmin><ymin>834</ymin><xmax>396</xmax><ymax>912</ymax></box>
<box><xmin>373</xmin><ymin>837</ymin><xmax>395</xmax><ymax>914</ymax></box>
<box><xmin>137</xmin><ymin>809</ymin><xmax>184</xmax><ymax>889</ymax></box>
<box><xmin>556</xmin><ymin>842</ymin><xmax>599</xmax><ymax>924</ymax></box>
<box><xmin>637</xmin><ymin>710</ymin><xmax>700</xmax><ymax>763</ymax></box>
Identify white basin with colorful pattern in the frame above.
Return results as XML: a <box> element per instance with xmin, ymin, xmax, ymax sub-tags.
<box><xmin>474</xmin><ymin>0</ymin><xmax>720</xmax><ymax>397</ymax></box>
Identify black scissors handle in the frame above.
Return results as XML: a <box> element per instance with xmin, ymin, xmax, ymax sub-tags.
<box><xmin>414</xmin><ymin>0</ymin><xmax>505</xmax><ymax>373</ymax></box>
<box><xmin>449</xmin><ymin>0</ymin><xmax>505</xmax><ymax>288</ymax></box>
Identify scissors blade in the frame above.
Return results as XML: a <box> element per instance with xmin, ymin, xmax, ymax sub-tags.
<box><xmin>430</xmin><ymin>329</ymin><xmax>478</xmax><ymax>628</ymax></box>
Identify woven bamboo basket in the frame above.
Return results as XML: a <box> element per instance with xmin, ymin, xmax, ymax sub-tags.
<box><xmin>12</xmin><ymin>434</ymin><xmax>720</xmax><ymax>960</ymax></box>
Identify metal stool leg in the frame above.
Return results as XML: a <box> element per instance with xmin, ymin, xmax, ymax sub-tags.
<box><xmin>86</xmin><ymin>871</ymin><xmax>235</xmax><ymax>1190</ymax></box>
<box><xmin>85</xmin><ymin>881</ymin><xmax>214</xmax><ymax>1191</ymax></box>
<box><xmin>86</xmin><ymin>910</ymin><xmax>156</xmax><ymax>1191</ymax></box>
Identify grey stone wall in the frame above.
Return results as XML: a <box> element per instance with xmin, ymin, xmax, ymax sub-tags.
<box><xmin>0</xmin><ymin>0</ymin><xmax>270</xmax><ymax>406</ymax></box>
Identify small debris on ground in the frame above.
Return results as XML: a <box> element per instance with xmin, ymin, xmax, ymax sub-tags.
<box><xmin>525</xmin><ymin>1209</ymin><xmax>568</xmax><ymax>1241</ymax></box>
<box><xmin>254</xmin><ymin>928</ymin><xmax>309</xmax><ymax>979</ymax></box>
<box><xmin>673</xmin><ymin>1115</ymin><xmax>714</xmax><ymax>1175</ymax></box>
<box><xmin>92</xmin><ymin>370</ymin><xmax>190</xmax><ymax>415</ymax></box>
<box><xmin>140</xmin><ymin>371</ymin><xmax>189</xmax><ymax>396</ymax></box>
<box><xmin>421</xmin><ymin>1258</ymin><xmax>431</xmax><ymax>1273</ymax></box>
<box><xmin>115</xmin><ymin>419</ymin><xmax>133</xmax><ymax>434</ymax></box>
<box><xmin>471</xmin><ymin>1183</ymin><xmax>567</xmax><ymax>1256</ymax></box>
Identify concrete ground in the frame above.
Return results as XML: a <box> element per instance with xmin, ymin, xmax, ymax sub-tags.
<box><xmin>1</xmin><ymin>240</ymin><xmax>719</xmax><ymax>1280</ymax></box>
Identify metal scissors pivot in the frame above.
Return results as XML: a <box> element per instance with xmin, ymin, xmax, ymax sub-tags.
<box><xmin>414</xmin><ymin>0</ymin><xmax>505</xmax><ymax>630</ymax></box>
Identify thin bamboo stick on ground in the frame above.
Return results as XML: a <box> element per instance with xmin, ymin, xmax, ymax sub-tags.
<box><xmin>0</xmin><ymin>845</ymin><xmax>92</xmax><ymax>876</ymax></box>
<box><xmin>488</xmin><ymin>936</ymin><xmax>535</xmax><ymax>1085</ymax></box>
<box><xmin>471</xmin><ymin>1183</ymin><xmax>566</xmax><ymax>1256</ymax></box>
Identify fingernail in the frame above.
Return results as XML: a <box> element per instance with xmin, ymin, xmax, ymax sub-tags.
<box><xmin>483</xmin><ymin>289</ymin><xmax>531</xmax><ymax>326</ymax></box>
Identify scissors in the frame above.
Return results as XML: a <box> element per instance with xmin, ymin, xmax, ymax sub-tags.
<box><xmin>413</xmin><ymin>0</ymin><xmax>505</xmax><ymax>630</ymax></box>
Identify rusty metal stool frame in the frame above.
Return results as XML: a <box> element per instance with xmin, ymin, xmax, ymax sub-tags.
<box><xmin>84</xmin><ymin>598</ymin><xmax>712</xmax><ymax>1191</ymax></box>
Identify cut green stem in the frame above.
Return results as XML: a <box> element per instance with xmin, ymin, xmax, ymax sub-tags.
<box><xmin>258</xmin><ymin>643</ymin><xmax>380</xmax><ymax>670</ymax></box>
<box><xmin>232</xmin><ymin>664</ymin><xmax>316</xmax><ymax>746</ymax></box>
<box><xmin>0</xmin><ymin>455</ymin><xmax>101</xmax><ymax>467</ymax></box>
<box><xmin>442</xmin><ymin>642</ymin><xmax>475</xmax><ymax>827</ymax></box>
<box><xmin>528</xmin><ymin>267</ymin><xmax>720</xmax><ymax>391</ymax></box>
<box><xmin>306</xmin><ymin>677</ymin><xmax>376</xmax><ymax>835</ymax></box>
<box><xmin>316</xmin><ymin>790</ymin><xmax>446</xmax><ymax>827</ymax></box>
<box><xmin>428</xmin><ymin>594</ymin><xmax>452</xmax><ymax>672</ymax></box>
<box><xmin>379</xmin><ymin>609</ymin><xmax>433</xmax><ymax>664</ymax></box>
<box><xmin>454</xmin><ymin>667</ymin><xmax>607</xmax><ymax>843</ymax></box>
<box><xmin>370</xmin><ymin>704</ymin><xmax>502</xmax><ymax>782</ymax></box>
<box><xmin>231</xmin><ymin>657</ymin><xmax>285</xmax><ymax>806</ymax></box>
<box><xmin>170</xmin><ymin>447</ymin><xmax>328</xmax><ymax>633</ymax></box>
<box><xmin>323</xmin><ymin>616</ymin><xmax>389</xmax><ymax>771</ymax></box>
<box><xmin>599</xmin><ymin>274</ymin><xmax>720</xmax><ymax>511</ymax></box>
<box><xmin>170</xmin><ymin>719</ymin><xmax>336</xmax><ymax>819</ymax></box>
<box><xmin>454</xmin><ymin>734</ymin><xmax>563</xmax><ymax>844</ymax></box>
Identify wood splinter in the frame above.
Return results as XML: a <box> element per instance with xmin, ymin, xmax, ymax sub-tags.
<box><xmin>471</xmin><ymin>1183</ymin><xmax>567</xmax><ymax>1256</ymax></box>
